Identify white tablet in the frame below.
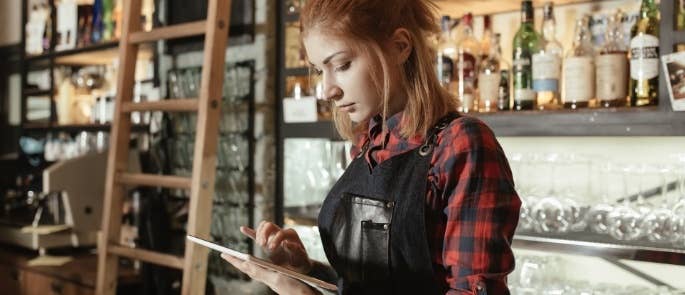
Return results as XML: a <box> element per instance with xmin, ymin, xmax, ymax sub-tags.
<box><xmin>186</xmin><ymin>235</ymin><xmax>337</xmax><ymax>291</ymax></box>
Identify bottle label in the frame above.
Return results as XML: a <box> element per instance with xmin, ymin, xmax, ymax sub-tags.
<box><xmin>457</xmin><ymin>52</ymin><xmax>477</xmax><ymax>82</ymax></box>
<box><xmin>532</xmin><ymin>53</ymin><xmax>561</xmax><ymax>91</ymax></box>
<box><xmin>514</xmin><ymin>89</ymin><xmax>535</xmax><ymax>101</ymax></box>
<box><xmin>513</xmin><ymin>56</ymin><xmax>534</xmax><ymax>102</ymax></box>
<box><xmin>563</xmin><ymin>56</ymin><xmax>595</xmax><ymax>102</ymax></box>
<box><xmin>596</xmin><ymin>53</ymin><xmax>628</xmax><ymax>100</ymax></box>
<box><xmin>478</xmin><ymin>73</ymin><xmax>500</xmax><ymax>101</ymax></box>
<box><xmin>437</xmin><ymin>54</ymin><xmax>454</xmax><ymax>86</ymax></box>
<box><xmin>630</xmin><ymin>34</ymin><xmax>659</xmax><ymax>80</ymax></box>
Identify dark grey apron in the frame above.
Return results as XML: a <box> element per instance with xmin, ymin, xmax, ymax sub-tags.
<box><xmin>318</xmin><ymin>113</ymin><xmax>463</xmax><ymax>295</ymax></box>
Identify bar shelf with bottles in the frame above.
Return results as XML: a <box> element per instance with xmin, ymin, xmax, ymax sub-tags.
<box><xmin>280</xmin><ymin>0</ymin><xmax>685</xmax><ymax>138</ymax></box>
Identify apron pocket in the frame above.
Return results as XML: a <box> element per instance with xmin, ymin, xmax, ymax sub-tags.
<box><xmin>361</xmin><ymin>220</ymin><xmax>391</xmax><ymax>283</ymax></box>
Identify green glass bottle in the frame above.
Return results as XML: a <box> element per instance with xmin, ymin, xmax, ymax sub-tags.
<box><xmin>678</xmin><ymin>0</ymin><xmax>685</xmax><ymax>30</ymax></box>
<box><xmin>629</xmin><ymin>0</ymin><xmax>660</xmax><ymax>107</ymax></box>
<box><xmin>512</xmin><ymin>0</ymin><xmax>541</xmax><ymax>111</ymax></box>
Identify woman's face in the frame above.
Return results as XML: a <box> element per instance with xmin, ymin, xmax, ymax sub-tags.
<box><xmin>303</xmin><ymin>29</ymin><xmax>382</xmax><ymax>123</ymax></box>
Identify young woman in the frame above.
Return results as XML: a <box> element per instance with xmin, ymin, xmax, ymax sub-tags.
<box><xmin>222</xmin><ymin>0</ymin><xmax>521</xmax><ymax>294</ymax></box>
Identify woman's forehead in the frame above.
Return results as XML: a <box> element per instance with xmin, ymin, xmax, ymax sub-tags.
<box><xmin>304</xmin><ymin>31</ymin><xmax>356</xmax><ymax>63</ymax></box>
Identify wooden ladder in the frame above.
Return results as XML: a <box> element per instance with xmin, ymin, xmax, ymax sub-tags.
<box><xmin>95</xmin><ymin>0</ymin><xmax>232</xmax><ymax>294</ymax></box>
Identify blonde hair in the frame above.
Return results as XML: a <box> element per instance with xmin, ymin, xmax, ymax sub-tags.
<box><xmin>300</xmin><ymin>0</ymin><xmax>457</xmax><ymax>141</ymax></box>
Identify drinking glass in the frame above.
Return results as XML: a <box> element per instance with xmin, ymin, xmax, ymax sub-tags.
<box><xmin>608</xmin><ymin>164</ymin><xmax>644</xmax><ymax>241</ymax></box>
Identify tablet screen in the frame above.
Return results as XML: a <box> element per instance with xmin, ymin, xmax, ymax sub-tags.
<box><xmin>186</xmin><ymin>235</ymin><xmax>337</xmax><ymax>291</ymax></box>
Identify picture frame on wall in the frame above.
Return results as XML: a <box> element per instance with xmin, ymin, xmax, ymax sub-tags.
<box><xmin>662</xmin><ymin>51</ymin><xmax>685</xmax><ymax>111</ymax></box>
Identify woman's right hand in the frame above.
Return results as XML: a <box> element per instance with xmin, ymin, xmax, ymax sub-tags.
<box><xmin>241</xmin><ymin>222</ymin><xmax>313</xmax><ymax>274</ymax></box>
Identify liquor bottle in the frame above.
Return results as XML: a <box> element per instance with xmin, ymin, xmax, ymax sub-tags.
<box><xmin>456</xmin><ymin>13</ymin><xmax>480</xmax><ymax>113</ymax></box>
<box><xmin>478</xmin><ymin>33</ymin><xmax>508</xmax><ymax>112</ymax></box>
<box><xmin>679</xmin><ymin>0</ymin><xmax>685</xmax><ymax>30</ymax></box>
<box><xmin>532</xmin><ymin>2</ymin><xmax>562</xmax><ymax>110</ymax></box>
<box><xmin>498</xmin><ymin>69</ymin><xmax>511</xmax><ymax>111</ymax></box>
<box><xmin>437</xmin><ymin>16</ymin><xmax>458</xmax><ymax>102</ymax></box>
<box><xmin>103</xmin><ymin>0</ymin><xmax>114</xmax><ymax>41</ymax></box>
<box><xmin>629</xmin><ymin>0</ymin><xmax>660</xmax><ymax>107</ymax></box>
<box><xmin>596</xmin><ymin>11</ymin><xmax>629</xmax><ymax>107</ymax></box>
<box><xmin>92</xmin><ymin>0</ymin><xmax>103</xmax><ymax>43</ymax></box>
<box><xmin>480</xmin><ymin>15</ymin><xmax>493</xmax><ymax>61</ymax></box>
<box><xmin>512</xmin><ymin>0</ymin><xmax>540</xmax><ymax>111</ymax></box>
<box><xmin>562</xmin><ymin>16</ymin><xmax>595</xmax><ymax>109</ymax></box>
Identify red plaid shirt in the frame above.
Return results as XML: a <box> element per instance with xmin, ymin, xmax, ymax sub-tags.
<box><xmin>352</xmin><ymin>112</ymin><xmax>521</xmax><ymax>294</ymax></box>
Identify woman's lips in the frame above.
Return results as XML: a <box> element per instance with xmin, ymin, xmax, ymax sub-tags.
<box><xmin>338</xmin><ymin>103</ymin><xmax>355</xmax><ymax>112</ymax></box>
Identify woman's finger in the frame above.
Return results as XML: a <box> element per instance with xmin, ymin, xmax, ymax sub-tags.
<box><xmin>240</xmin><ymin>226</ymin><xmax>257</xmax><ymax>240</ymax></box>
<box><xmin>259</xmin><ymin>223</ymin><xmax>282</xmax><ymax>249</ymax></box>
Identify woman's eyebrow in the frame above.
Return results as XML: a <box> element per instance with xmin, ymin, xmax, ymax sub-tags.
<box><xmin>322</xmin><ymin>51</ymin><xmax>347</xmax><ymax>65</ymax></box>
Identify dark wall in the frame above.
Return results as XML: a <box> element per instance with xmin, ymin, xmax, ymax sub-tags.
<box><xmin>0</xmin><ymin>44</ymin><xmax>21</xmax><ymax>155</ymax></box>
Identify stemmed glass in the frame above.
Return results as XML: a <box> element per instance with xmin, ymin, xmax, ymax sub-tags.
<box><xmin>642</xmin><ymin>164</ymin><xmax>676</xmax><ymax>244</ymax></box>
<box><xmin>587</xmin><ymin>160</ymin><xmax>616</xmax><ymax>235</ymax></box>
<box><xmin>532</xmin><ymin>153</ymin><xmax>570</xmax><ymax>234</ymax></box>
<box><xmin>608</xmin><ymin>164</ymin><xmax>644</xmax><ymax>241</ymax></box>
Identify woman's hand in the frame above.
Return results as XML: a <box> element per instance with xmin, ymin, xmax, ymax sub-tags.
<box><xmin>242</xmin><ymin>222</ymin><xmax>313</xmax><ymax>274</ymax></box>
<box><xmin>221</xmin><ymin>254</ymin><xmax>319</xmax><ymax>295</ymax></box>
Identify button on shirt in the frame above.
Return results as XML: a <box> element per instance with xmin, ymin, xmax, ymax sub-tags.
<box><xmin>352</xmin><ymin>112</ymin><xmax>521</xmax><ymax>294</ymax></box>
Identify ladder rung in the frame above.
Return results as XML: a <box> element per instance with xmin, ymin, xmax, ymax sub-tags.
<box><xmin>121</xmin><ymin>99</ymin><xmax>199</xmax><ymax>113</ymax></box>
<box><xmin>109</xmin><ymin>244</ymin><xmax>184</xmax><ymax>270</ymax></box>
<box><xmin>118</xmin><ymin>173</ymin><xmax>192</xmax><ymax>189</ymax></box>
<box><xmin>129</xmin><ymin>21</ymin><xmax>206</xmax><ymax>44</ymax></box>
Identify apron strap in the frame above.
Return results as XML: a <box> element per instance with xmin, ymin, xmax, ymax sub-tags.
<box><xmin>418</xmin><ymin>112</ymin><xmax>461</xmax><ymax>157</ymax></box>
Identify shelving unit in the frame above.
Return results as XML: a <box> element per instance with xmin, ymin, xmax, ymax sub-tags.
<box><xmin>19</xmin><ymin>0</ymin><xmax>157</xmax><ymax>133</ymax></box>
<box><xmin>275</xmin><ymin>0</ymin><xmax>685</xmax><ymax>286</ymax></box>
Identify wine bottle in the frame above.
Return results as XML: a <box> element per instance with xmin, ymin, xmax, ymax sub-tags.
<box><xmin>596</xmin><ymin>11</ymin><xmax>629</xmax><ymax>108</ymax></box>
<box><xmin>629</xmin><ymin>0</ymin><xmax>660</xmax><ymax>107</ymax></box>
<box><xmin>533</xmin><ymin>2</ymin><xmax>563</xmax><ymax>110</ymax></box>
<box><xmin>456</xmin><ymin>13</ymin><xmax>480</xmax><ymax>113</ymax></box>
<box><xmin>562</xmin><ymin>16</ymin><xmax>595</xmax><ymax>109</ymax></box>
<box><xmin>512</xmin><ymin>0</ymin><xmax>540</xmax><ymax>111</ymax></box>
<box><xmin>478</xmin><ymin>33</ymin><xmax>508</xmax><ymax>112</ymax></box>
<box><xmin>437</xmin><ymin>16</ymin><xmax>458</xmax><ymax>104</ymax></box>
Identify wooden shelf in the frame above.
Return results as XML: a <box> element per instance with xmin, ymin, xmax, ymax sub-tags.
<box><xmin>279</xmin><ymin>107</ymin><xmax>685</xmax><ymax>139</ymax></box>
<box><xmin>513</xmin><ymin>232</ymin><xmax>685</xmax><ymax>266</ymax></box>
<box><xmin>21</xmin><ymin>123</ymin><xmax>149</xmax><ymax>133</ymax></box>
<box><xmin>280</xmin><ymin>121</ymin><xmax>340</xmax><ymax>139</ymax></box>
<box><xmin>23</xmin><ymin>89</ymin><xmax>52</xmax><ymax>97</ymax></box>
<box><xmin>435</xmin><ymin>0</ymin><xmax>601</xmax><ymax>17</ymax></box>
<box><xmin>24</xmin><ymin>41</ymin><xmax>154</xmax><ymax>66</ymax></box>
<box><xmin>475</xmin><ymin>106</ymin><xmax>685</xmax><ymax>136</ymax></box>
<box><xmin>285</xmin><ymin>67</ymin><xmax>309</xmax><ymax>77</ymax></box>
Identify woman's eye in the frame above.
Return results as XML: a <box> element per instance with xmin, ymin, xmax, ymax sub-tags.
<box><xmin>311</xmin><ymin>68</ymin><xmax>323</xmax><ymax>76</ymax></box>
<box><xmin>335</xmin><ymin>62</ymin><xmax>351</xmax><ymax>72</ymax></box>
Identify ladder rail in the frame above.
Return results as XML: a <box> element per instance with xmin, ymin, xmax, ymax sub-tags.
<box><xmin>181</xmin><ymin>0</ymin><xmax>232</xmax><ymax>294</ymax></box>
<box><xmin>96</xmin><ymin>0</ymin><xmax>142</xmax><ymax>294</ymax></box>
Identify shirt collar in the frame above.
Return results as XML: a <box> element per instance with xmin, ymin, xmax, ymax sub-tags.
<box><xmin>367</xmin><ymin>111</ymin><xmax>404</xmax><ymax>143</ymax></box>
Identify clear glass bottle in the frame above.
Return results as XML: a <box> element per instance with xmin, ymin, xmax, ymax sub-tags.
<box><xmin>596</xmin><ymin>11</ymin><xmax>629</xmax><ymax>108</ymax></box>
<box><xmin>480</xmin><ymin>15</ymin><xmax>493</xmax><ymax>61</ymax></box>
<box><xmin>456</xmin><ymin>13</ymin><xmax>480</xmax><ymax>113</ymax></box>
<box><xmin>436</xmin><ymin>16</ymin><xmax>458</xmax><ymax>103</ymax></box>
<box><xmin>532</xmin><ymin>2</ymin><xmax>563</xmax><ymax>110</ymax></box>
<box><xmin>629</xmin><ymin>0</ymin><xmax>660</xmax><ymax>107</ymax></box>
<box><xmin>478</xmin><ymin>33</ymin><xmax>508</xmax><ymax>113</ymax></box>
<box><xmin>562</xmin><ymin>16</ymin><xmax>595</xmax><ymax>109</ymax></box>
<box><xmin>512</xmin><ymin>0</ymin><xmax>540</xmax><ymax>111</ymax></box>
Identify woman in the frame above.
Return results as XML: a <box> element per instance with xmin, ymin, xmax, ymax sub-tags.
<box><xmin>222</xmin><ymin>0</ymin><xmax>521</xmax><ymax>294</ymax></box>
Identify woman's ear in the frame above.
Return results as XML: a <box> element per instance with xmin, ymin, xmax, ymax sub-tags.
<box><xmin>390</xmin><ymin>28</ymin><xmax>413</xmax><ymax>65</ymax></box>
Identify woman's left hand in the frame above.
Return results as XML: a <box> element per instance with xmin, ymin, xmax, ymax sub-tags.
<box><xmin>221</xmin><ymin>254</ymin><xmax>319</xmax><ymax>295</ymax></box>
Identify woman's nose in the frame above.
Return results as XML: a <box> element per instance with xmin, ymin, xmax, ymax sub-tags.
<box><xmin>321</xmin><ymin>73</ymin><xmax>342</xmax><ymax>101</ymax></box>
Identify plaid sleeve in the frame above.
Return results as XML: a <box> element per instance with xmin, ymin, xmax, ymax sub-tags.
<box><xmin>431</xmin><ymin>117</ymin><xmax>521</xmax><ymax>295</ymax></box>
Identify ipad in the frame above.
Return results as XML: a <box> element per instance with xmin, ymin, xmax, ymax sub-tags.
<box><xmin>186</xmin><ymin>235</ymin><xmax>337</xmax><ymax>291</ymax></box>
